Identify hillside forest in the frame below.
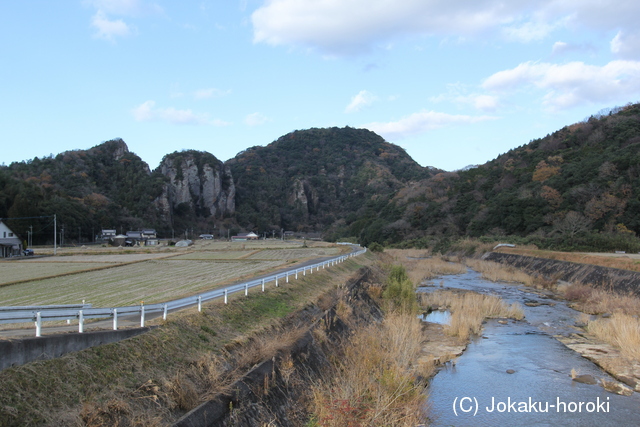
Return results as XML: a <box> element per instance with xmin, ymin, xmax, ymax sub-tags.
<box><xmin>2</xmin><ymin>102</ymin><xmax>640</xmax><ymax>253</ymax></box>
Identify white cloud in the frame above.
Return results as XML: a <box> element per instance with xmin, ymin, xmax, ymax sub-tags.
<box><xmin>91</xmin><ymin>10</ymin><xmax>132</xmax><ymax>41</ymax></box>
<box><xmin>251</xmin><ymin>0</ymin><xmax>640</xmax><ymax>55</ymax></box>
<box><xmin>345</xmin><ymin>90</ymin><xmax>377</xmax><ymax>113</ymax></box>
<box><xmin>430</xmin><ymin>85</ymin><xmax>499</xmax><ymax>112</ymax></box>
<box><xmin>482</xmin><ymin>60</ymin><xmax>640</xmax><ymax>109</ymax></box>
<box><xmin>244</xmin><ymin>112</ymin><xmax>269</xmax><ymax>126</ymax></box>
<box><xmin>131</xmin><ymin>100</ymin><xmax>231</xmax><ymax>126</ymax></box>
<box><xmin>611</xmin><ymin>31</ymin><xmax>640</xmax><ymax>59</ymax></box>
<box><xmin>194</xmin><ymin>88</ymin><xmax>231</xmax><ymax>99</ymax></box>
<box><xmin>502</xmin><ymin>20</ymin><xmax>558</xmax><ymax>43</ymax></box>
<box><xmin>363</xmin><ymin>110</ymin><xmax>498</xmax><ymax>140</ymax></box>
<box><xmin>86</xmin><ymin>0</ymin><xmax>163</xmax><ymax>16</ymax></box>
<box><xmin>251</xmin><ymin>0</ymin><xmax>522</xmax><ymax>55</ymax></box>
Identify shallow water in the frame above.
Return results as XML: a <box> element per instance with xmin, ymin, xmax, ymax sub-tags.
<box><xmin>421</xmin><ymin>270</ymin><xmax>640</xmax><ymax>426</ymax></box>
<box><xmin>422</xmin><ymin>310</ymin><xmax>451</xmax><ymax>325</ymax></box>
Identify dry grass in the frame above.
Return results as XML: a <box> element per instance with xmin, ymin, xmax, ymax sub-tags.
<box><xmin>420</xmin><ymin>290</ymin><xmax>524</xmax><ymax>341</ymax></box>
<box><xmin>384</xmin><ymin>250</ymin><xmax>467</xmax><ymax>284</ymax></box>
<box><xmin>562</xmin><ymin>283</ymin><xmax>640</xmax><ymax>316</ymax></box>
<box><xmin>464</xmin><ymin>258</ymin><xmax>537</xmax><ymax>287</ymax></box>
<box><xmin>496</xmin><ymin>246</ymin><xmax>640</xmax><ymax>273</ymax></box>
<box><xmin>310</xmin><ymin>311</ymin><xmax>431</xmax><ymax>426</ymax></box>
<box><xmin>588</xmin><ymin>313</ymin><xmax>640</xmax><ymax>362</ymax></box>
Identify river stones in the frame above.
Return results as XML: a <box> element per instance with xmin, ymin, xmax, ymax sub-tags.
<box><xmin>572</xmin><ymin>374</ymin><xmax>597</xmax><ymax>385</ymax></box>
<box><xmin>506</xmin><ymin>369</ymin><xmax>516</xmax><ymax>374</ymax></box>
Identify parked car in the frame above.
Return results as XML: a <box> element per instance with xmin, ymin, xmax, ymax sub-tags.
<box><xmin>23</xmin><ymin>249</ymin><xmax>34</xmax><ymax>256</ymax></box>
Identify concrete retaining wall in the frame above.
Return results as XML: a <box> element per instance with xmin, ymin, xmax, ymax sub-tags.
<box><xmin>484</xmin><ymin>252</ymin><xmax>640</xmax><ymax>296</ymax></box>
<box><xmin>0</xmin><ymin>327</ymin><xmax>153</xmax><ymax>371</ymax></box>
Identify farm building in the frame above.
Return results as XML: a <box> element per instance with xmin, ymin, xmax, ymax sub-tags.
<box><xmin>231</xmin><ymin>232</ymin><xmax>259</xmax><ymax>241</ymax></box>
<box><xmin>0</xmin><ymin>221</ymin><xmax>23</xmax><ymax>258</ymax></box>
<box><xmin>101</xmin><ymin>229</ymin><xmax>117</xmax><ymax>241</ymax></box>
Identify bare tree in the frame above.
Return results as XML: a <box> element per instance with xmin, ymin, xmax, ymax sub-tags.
<box><xmin>553</xmin><ymin>211</ymin><xmax>591</xmax><ymax>241</ymax></box>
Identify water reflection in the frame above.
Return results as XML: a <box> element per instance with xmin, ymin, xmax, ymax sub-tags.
<box><xmin>422</xmin><ymin>270</ymin><xmax>640</xmax><ymax>426</ymax></box>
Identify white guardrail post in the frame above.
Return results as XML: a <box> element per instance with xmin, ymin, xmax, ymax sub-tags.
<box><xmin>140</xmin><ymin>305</ymin><xmax>145</xmax><ymax>327</ymax></box>
<box><xmin>113</xmin><ymin>308</ymin><xmax>118</xmax><ymax>330</ymax></box>
<box><xmin>224</xmin><ymin>289</ymin><xmax>228</xmax><ymax>304</ymax></box>
<box><xmin>276</xmin><ymin>276</ymin><xmax>278</xmax><ymax>287</ymax></box>
<box><xmin>36</xmin><ymin>312</ymin><xmax>42</xmax><ymax>337</ymax></box>
<box><xmin>261</xmin><ymin>278</ymin><xmax>265</xmax><ymax>292</ymax></box>
<box><xmin>163</xmin><ymin>304</ymin><xmax>168</xmax><ymax>320</ymax></box>
<box><xmin>245</xmin><ymin>283</ymin><xmax>248</xmax><ymax>296</ymax></box>
<box><xmin>198</xmin><ymin>296</ymin><xmax>202</xmax><ymax>312</ymax></box>
<box><xmin>78</xmin><ymin>310</ymin><xmax>84</xmax><ymax>333</ymax></box>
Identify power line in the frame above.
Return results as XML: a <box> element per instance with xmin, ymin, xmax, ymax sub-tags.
<box><xmin>0</xmin><ymin>215</ymin><xmax>55</xmax><ymax>221</ymax></box>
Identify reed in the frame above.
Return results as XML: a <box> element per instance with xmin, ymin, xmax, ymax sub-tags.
<box><xmin>464</xmin><ymin>258</ymin><xmax>536</xmax><ymax>286</ymax></box>
<box><xmin>587</xmin><ymin>313</ymin><xmax>640</xmax><ymax>362</ymax></box>
<box><xmin>420</xmin><ymin>290</ymin><xmax>524</xmax><ymax>341</ymax></box>
<box><xmin>310</xmin><ymin>311</ymin><xmax>431</xmax><ymax>426</ymax></box>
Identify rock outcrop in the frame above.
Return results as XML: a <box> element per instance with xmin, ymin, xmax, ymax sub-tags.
<box><xmin>156</xmin><ymin>150</ymin><xmax>235</xmax><ymax>221</ymax></box>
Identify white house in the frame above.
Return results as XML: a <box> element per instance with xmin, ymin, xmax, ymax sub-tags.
<box><xmin>0</xmin><ymin>221</ymin><xmax>23</xmax><ymax>258</ymax></box>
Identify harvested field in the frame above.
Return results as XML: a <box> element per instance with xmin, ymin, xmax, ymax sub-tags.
<box><xmin>0</xmin><ymin>259</ymin><xmax>286</xmax><ymax>307</ymax></box>
<box><xmin>0</xmin><ymin>263</ymin><xmax>111</xmax><ymax>286</ymax></box>
<box><xmin>18</xmin><ymin>252</ymin><xmax>179</xmax><ymax>263</ymax></box>
<box><xmin>246</xmin><ymin>247</ymin><xmax>340</xmax><ymax>260</ymax></box>
<box><xmin>169</xmin><ymin>251</ymin><xmax>254</xmax><ymax>260</ymax></box>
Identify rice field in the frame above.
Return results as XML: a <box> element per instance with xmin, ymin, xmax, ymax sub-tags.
<box><xmin>0</xmin><ymin>259</ymin><xmax>286</xmax><ymax>307</ymax></box>
<box><xmin>246</xmin><ymin>247</ymin><xmax>340</xmax><ymax>260</ymax></box>
<box><xmin>170</xmin><ymin>251</ymin><xmax>256</xmax><ymax>260</ymax></box>
<box><xmin>0</xmin><ymin>262</ymin><xmax>112</xmax><ymax>286</ymax></box>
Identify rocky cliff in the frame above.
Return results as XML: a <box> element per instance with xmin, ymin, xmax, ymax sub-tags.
<box><xmin>156</xmin><ymin>150</ymin><xmax>235</xmax><ymax>223</ymax></box>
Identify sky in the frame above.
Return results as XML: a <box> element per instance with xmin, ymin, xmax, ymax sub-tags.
<box><xmin>2</xmin><ymin>1</ymin><xmax>640</xmax><ymax>172</ymax></box>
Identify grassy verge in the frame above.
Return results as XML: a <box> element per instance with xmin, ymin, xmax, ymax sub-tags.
<box><xmin>0</xmin><ymin>253</ymin><xmax>374</xmax><ymax>426</ymax></box>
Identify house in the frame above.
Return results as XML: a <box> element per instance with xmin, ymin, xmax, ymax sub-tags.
<box><xmin>142</xmin><ymin>229</ymin><xmax>157</xmax><ymax>239</ymax></box>
<box><xmin>101</xmin><ymin>229</ymin><xmax>117</xmax><ymax>241</ymax></box>
<box><xmin>199</xmin><ymin>234</ymin><xmax>214</xmax><ymax>240</ymax></box>
<box><xmin>231</xmin><ymin>232</ymin><xmax>259</xmax><ymax>241</ymax></box>
<box><xmin>0</xmin><ymin>221</ymin><xmax>23</xmax><ymax>258</ymax></box>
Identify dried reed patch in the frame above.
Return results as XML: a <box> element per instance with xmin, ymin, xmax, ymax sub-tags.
<box><xmin>562</xmin><ymin>283</ymin><xmax>640</xmax><ymax>316</ymax></box>
<box><xmin>384</xmin><ymin>250</ymin><xmax>467</xmax><ymax>284</ymax></box>
<box><xmin>497</xmin><ymin>247</ymin><xmax>640</xmax><ymax>273</ymax></box>
<box><xmin>464</xmin><ymin>259</ymin><xmax>536</xmax><ymax>287</ymax></box>
<box><xmin>588</xmin><ymin>313</ymin><xmax>640</xmax><ymax>362</ymax></box>
<box><xmin>420</xmin><ymin>290</ymin><xmax>524</xmax><ymax>341</ymax></box>
<box><xmin>310</xmin><ymin>311</ymin><xmax>430</xmax><ymax>426</ymax></box>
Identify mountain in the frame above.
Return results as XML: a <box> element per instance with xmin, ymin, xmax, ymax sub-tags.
<box><xmin>3</xmin><ymin>104</ymin><xmax>640</xmax><ymax>252</ymax></box>
<box><xmin>364</xmin><ymin>102</ymin><xmax>640</xmax><ymax>251</ymax></box>
<box><xmin>0</xmin><ymin>139</ymin><xmax>166</xmax><ymax>242</ymax></box>
<box><xmin>227</xmin><ymin>127</ymin><xmax>434</xmax><ymax>234</ymax></box>
<box><xmin>155</xmin><ymin>150</ymin><xmax>235</xmax><ymax>236</ymax></box>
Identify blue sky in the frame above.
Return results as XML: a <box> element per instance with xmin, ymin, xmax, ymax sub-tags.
<box><xmin>2</xmin><ymin>1</ymin><xmax>640</xmax><ymax>172</ymax></box>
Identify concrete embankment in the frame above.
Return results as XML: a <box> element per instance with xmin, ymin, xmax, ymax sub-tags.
<box><xmin>484</xmin><ymin>252</ymin><xmax>640</xmax><ymax>296</ymax></box>
<box><xmin>0</xmin><ymin>327</ymin><xmax>153</xmax><ymax>371</ymax></box>
<box><xmin>174</xmin><ymin>267</ymin><xmax>383</xmax><ymax>427</ymax></box>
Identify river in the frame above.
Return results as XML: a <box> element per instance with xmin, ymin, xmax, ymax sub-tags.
<box><xmin>421</xmin><ymin>269</ymin><xmax>640</xmax><ymax>426</ymax></box>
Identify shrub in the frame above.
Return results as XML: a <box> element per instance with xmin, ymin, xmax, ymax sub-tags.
<box><xmin>368</xmin><ymin>242</ymin><xmax>384</xmax><ymax>252</ymax></box>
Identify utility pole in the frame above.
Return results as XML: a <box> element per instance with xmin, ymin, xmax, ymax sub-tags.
<box><xmin>78</xmin><ymin>226</ymin><xmax>81</xmax><ymax>244</ymax></box>
<box><xmin>54</xmin><ymin>214</ymin><xmax>57</xmax><ymax>255</ymax></box>
<box><xmin>29</xmin><ymin>225</ymin><xmax>33</xmax><ymax>247</ymax></box>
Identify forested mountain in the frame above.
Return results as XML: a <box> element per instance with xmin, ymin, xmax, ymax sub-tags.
<box><xmin>0</xmin><ymin>139</ymin><xmax>166</xmax><ymax>243</ymax></box>
<box><xmin>2</xmin><ymin>103</ymin><xmax>640</xmax><ymax>252</ymax></box>
<box><xmin>228</xmin><ymin>127</ymin><xmax>434</xmax><ymax>234</ymax></box>
<box><xmin>354</xmin><ymin>102</ymin><xmax>640</xmax><ymax>251</ymax></box>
